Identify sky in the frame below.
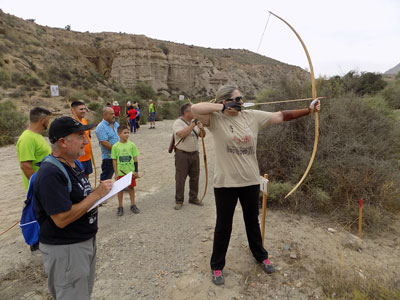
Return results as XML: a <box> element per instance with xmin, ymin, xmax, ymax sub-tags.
<box><xmin>1</xmin><ymin>0</ymin><xmax>399</xmax><ymax>77</ymax></box>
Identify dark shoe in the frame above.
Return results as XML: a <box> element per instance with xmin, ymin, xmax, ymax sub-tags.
<box><xmin>117</xmin><ymin>207</ymin><xmax>124</xmax><ymax>216</ymax></box>
<box><xmin>30</xmin><ymin>243</ymin><xmax>39</xmax><ymax>252</ymax></box>
<box><xmin>211</xmin><ymin>270</ymin><xmax>224</xmax><ymax>285</ymax></box>
<box><xmin>261</xmin><ymin>259</ymin><xmax>276</xmax><ymax>274</ymax></box>
<box><xmin>174</xmin><ymin>203</ymin><xmax>183</xmax><ymax>210</ymax></box>
<box><xmin>130</xmin><ymin>205</ymin><xmax>140</xmax><ymax>214</ymax></box>
<box><xmin>189</xmin><ymin>199</ymin><xmax>203</xmax><ymax>206</ymax></box>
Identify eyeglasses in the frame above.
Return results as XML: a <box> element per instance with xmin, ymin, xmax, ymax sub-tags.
<box><xmin>226</xmin><ymin>96</ymin><xmax>243</xmax><ymax>103</ymax></box>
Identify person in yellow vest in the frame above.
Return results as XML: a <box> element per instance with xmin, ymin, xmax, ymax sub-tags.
<box><xmin>71</xmin><ymin>101</ymin><xmax>93</xmax><ymax>179</ymax></box>
<box><xmin>16</xmin><ymin>107</ymin><xmax>51</xmax><ymax>191</ymax></box>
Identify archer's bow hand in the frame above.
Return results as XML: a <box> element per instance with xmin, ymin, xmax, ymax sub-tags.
<box><xmin>309</xmin><ymin>99</ymin><xmax>321</xmax><ymax>113</ymax></box>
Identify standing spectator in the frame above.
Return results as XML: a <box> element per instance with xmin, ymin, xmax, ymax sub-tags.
<box><xmin>192</xmin><ymin>84</ymin><xmax>320</xmax><ymax>285</ymax></box>
<box><xmin>34</xmin><ymin>116</ymin><xmax>112</xmax><ymax>300</ymax></box>
<box><xmin>112</xmin><ymin>101</ymin><xmax>121</xmax><ymax>124</ymax></box>
<box><xmin>71</xmin><ymin>100</ymin><xmax>93</xmax><ymax>179</ymax></box>
<box><xmin>95</xmin><ymin>107</ymin><xmax>119</xmax><ymax>180</ymax></box>
<box><xmin>111</xmin><ymin>125</ymin><xmax>140</xmax><ymax>216</ymax></box>
<box><xmin>148</xmin><ymin>99</ymin><xmax>156</xmax><ymax>129</ymax></box>
<box><xmin>172</xmin><ymin>103</ymin><xmax>205</xmax><ymax>210</ymax></box>
<box><xmin>127</xmin><ymin>105</ymin><xmax>138</xmax><ymax>133</ymax></box>
<box><xmin>16</xmin><ymin>107</ymin><xmax>51</xmax><ymax>191</ymax></box>
<box><xmin>134</xmin><ymin>102</ymin><xmax>141</xmax><ymax>130</ymax></box>
<box><xmin>16</xmin><ymin>106</ymin><xmax>51</xmax><ymax>251</ymax></box>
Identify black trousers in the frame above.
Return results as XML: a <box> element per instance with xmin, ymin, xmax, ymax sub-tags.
<box><xmin>210</xmin><ymin>184</ymin><xmax>268</xmax><ymax>270</ymax></box>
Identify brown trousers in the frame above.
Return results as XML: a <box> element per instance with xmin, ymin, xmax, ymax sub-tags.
<box><xmin>175</xmin><ymin>150</ymin><xmax>200</xmax><ymax>204</ymax></box>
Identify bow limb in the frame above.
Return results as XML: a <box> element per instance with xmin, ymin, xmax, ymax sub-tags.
<box><xmin>268</xmin><ymin>11</ymin><xmax>319</xmax><ymax>198</ymax></box>
<box><xmin>66</xmin><ymin>99</ymin><xmax>98</xmax><ymax>188</ymax></box>
<box><xmin>199</xmin><ymin>129</ymin><xmax>208</xmax><ymax>203</ymax></box>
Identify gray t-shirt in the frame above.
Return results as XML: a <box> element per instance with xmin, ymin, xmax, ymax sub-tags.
<box><xmin>209</xmin><ymin>110</ymin><xmax>273</xmax><ymax>188</ymax></box>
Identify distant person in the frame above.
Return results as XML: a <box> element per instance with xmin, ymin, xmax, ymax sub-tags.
<box><xmin>127</xmin><ymin>105</ymin><xmax>138</xmax><ymax>133</ymax></box>
<box><xmin>17</xmin><ymin>107</ymin><xmax>51</xmax><ymax>191</ymax></box>
<box><xmin>16</xmin><ymin>106</ymin><xmax>51</xmax><ymax>251</ymax></box>
<box><xmin>134</xmin><ymin>101</ymin><xmax>141</xmax><ymax>130</ymax></box>
<box><xmin>111</xmin><ymin>125</ymin><xmax>140</xmax><ymax>216</ymax></box>
<box><xmin>112</xmin><ymin>101</ymin><xmax>121</xmax><ymax>124</ymax></box>
<box><xmin>148</xmin><ymin>99</ymin><xmax>156</xmax><ymax>129</ymax></box>
<box><xmin>192</xmin><ymin>84</ymin><xmax>320</xmax><ymax>285</ymax></box>
<box><xmin>172</xmin><ymin>103</ymin><xmax>205</xmax><ymax>210</ymax></box>
<box><xmin>34</xmin><ymin>116</ymin><xmax>112</xmax><ymax>300</ymax></box>
<box><xmin>95</xmin><ymin>107</ymin><xmax>119</xmax><ymax>180</ymax></box>
<box><xmin>106</xmin><ymin>102</ymin><xmax>112</xmax><ymax>107</ymax></box>
<box><xmin>71</xmin><ymin>100</ymin><xmax>93</xmax><ymax>179</ymax></box>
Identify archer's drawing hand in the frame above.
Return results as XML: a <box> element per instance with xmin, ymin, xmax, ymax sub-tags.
<box><xmin>309</xmin><ymin>99</ymin><xmax>321</xmax><ymax>113</ymax></box>
<box><xmin>223</xmin><ymin>102</ymin><xmax>242</xmax><ymax>112</ymax></box>
<box><xmin>94</xmin><ymin>179</ymin><xmax>113</xmax><ymax>198</ymax></box>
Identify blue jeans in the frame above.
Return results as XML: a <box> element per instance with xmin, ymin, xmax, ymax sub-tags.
<box><xmin>129</xmin><ymin>119</ymin><xmax>137</xmax><ymax>133</ymax></box>
<box><xmin>100</xmin><ymin>159</ymin><xmax>114</xmax><ymax>180</ymax></box>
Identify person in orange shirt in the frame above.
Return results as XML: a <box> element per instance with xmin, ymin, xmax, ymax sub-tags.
<box><xmin>71</xmin><ymin>101</ymin><xmax>93</xmax><ymax>179</ymax></box>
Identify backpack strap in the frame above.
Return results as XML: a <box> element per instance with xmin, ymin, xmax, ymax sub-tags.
<box><xmin>180</xmin><ymin>118</ymin><xmax>199</xmax><ymax>139</ymax></box>
<box><xmin>41</xmin><ymin>156</ymin><xmax>72</xmax><ymax>192</ymax></box>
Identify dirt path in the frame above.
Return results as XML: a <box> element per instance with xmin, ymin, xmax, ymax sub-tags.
<box><xmin>0</xmin><ymin>119</ymin><xmax>399</xmax><ymax>300</ymax></box>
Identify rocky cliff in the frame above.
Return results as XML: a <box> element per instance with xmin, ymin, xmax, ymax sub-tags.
<box><xmin>0</xmin><ymin>10</ymin><xmax>308</xmax><ymax>99</ymax></box>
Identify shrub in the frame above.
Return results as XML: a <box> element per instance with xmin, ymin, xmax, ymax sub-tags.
<box><xmin>0</xmin><ymin>67</ymin><xmax>11</xmax><ymax>88</ymax></box>
<box><xmin>87</xmin><ymin>102</ymin><xmax>101</xmax><ymax>112</ymax></box>
<box><xmin>381</xmin><ymin>79</ymin><xmax>400</xmax><ymax>109</ymax></box>
<box><xmin>0</xmin><ymin>101</ymin><xmax>27</xmax><ymax>146</ymax></box>
<box><xmin>69</xmin><ymin>91</ymin><xmax>86</xmax><ymax>101</ymax></box>
<box><xmin>133</xmin><ymin>83</ymin><xmax>156</xmax><ymax>100</ymax></box>
<box><xmin>257</xmin><ymin>95</ymin><xmax>400</xmax><ymax>230</ymax></box>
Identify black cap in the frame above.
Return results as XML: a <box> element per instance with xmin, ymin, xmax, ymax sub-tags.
<box><xmin>49</xmin><ymin>116</ymin><xmax>93</xmax><ymax>144</ymax></box>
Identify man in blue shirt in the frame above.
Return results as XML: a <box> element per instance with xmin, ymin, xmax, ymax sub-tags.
<box><xmin>95</xmin><ymin>107</ymin><xmax>120</xmax><ymax>180</ymax></box>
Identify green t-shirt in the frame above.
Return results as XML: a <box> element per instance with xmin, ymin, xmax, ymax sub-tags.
<box><xmin>149</xmin><ymin>103</ymin><xmax>155</xmax><ymax>113</ymax></box>
<box><xmin>111</xmin><ymin>141</ymin><xmax>139</xmax><ymax>176</ymax></box>
<box><xmin>16</xmin><ymin>129</ymin><xmax>51</xmax><ymax>190</ymax></box>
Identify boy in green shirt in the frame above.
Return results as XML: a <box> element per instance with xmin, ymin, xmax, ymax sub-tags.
<box><xmin>111</xmin><ymin>125</ymin><xmax>140</xmax><ymax>216</ymax></box>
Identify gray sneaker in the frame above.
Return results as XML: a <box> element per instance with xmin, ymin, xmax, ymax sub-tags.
<box><xmin>130</xmin><ymin>205</ymin><xmax>140</xmax><ymax>214</ymax></box>
<box><xmin>174</xmin><ymin>203</ymin><xmax>183</xmax><ymax>210</ymax></box>
<box><xmin>211</xmin><ymin>270</ymin><xmax>224</xmax><ymax>285</ymax></box>
<box><xmin>189</xmin><ymin>199</ymin><xmax>203</xmax><ymax>206</ymax></box>
<box><xmin>261</xmin><ymin>259</ymin><xmax>275</xmax><ymax>274</ymax></box>
<box><xmin>117</xmin><ymin>207</ymin><xmax>124</xmax><ymax>216</ymax></box>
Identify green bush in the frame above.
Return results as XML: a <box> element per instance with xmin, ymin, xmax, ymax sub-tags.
<box><xmin>87</xmin><ymin>102</ymin><xmax>102</xmax><ymax>112</ymax></box>
<box><xmin>0</xmin><ymin>67</ymin><xmax>11</xmax><ymax>88</ymax></box>
<box><xmin>0</xmin><ymin>101</ymin><xmax>27</xmax><ymax>146</ymax></box>
<box><xmin>133</xmin><ymin>83</ymin><xmax>156</xmax><ymax>100</ymax></box>
<box><xmin>257</xmin><ymin>95</ymin><xmax>400</xmax><ymax>230</ymax></box>
<box><xmin>381</xmin><ymin>79</ymin><xmax>400</xmax><ymax>109</ymax></box>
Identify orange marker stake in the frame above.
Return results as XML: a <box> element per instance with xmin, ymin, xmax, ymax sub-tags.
<box><xmin>358</xmin><ymin>198</ymin><xmax>363</xmax><ymax>239</ymax></box>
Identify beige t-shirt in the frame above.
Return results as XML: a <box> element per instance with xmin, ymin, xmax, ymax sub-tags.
<box><xmin>173</xmin><ymin>118</ymin><xmax>200</xmax><ymax>152</ymax></box>
<box><xmin>209</xmin><ymin>110</ymin><xmax>273</xmax><ymax>188</ymax></box>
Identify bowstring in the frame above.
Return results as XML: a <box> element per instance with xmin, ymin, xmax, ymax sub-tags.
<box><xmin>256</xmin><ymin>12</ymin><xmax>271</xmax><ymax>53</ymax></box>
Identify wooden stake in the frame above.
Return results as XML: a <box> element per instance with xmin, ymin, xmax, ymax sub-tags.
<box><xmin>358</xmin><ymin>198</ymin><xmax>363</xmax><ymax>239</ymax></box>
<box><xmin>261</xmin><ymin>174</ymin><xmax>269</xmax><ymax>247</ymax></box>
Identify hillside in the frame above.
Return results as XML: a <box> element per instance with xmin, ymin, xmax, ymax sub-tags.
<box><xmin>0</xmin><ymin>9</ymin><xmax>308</xmax><ymax>103</ymax></box>
<box><xmin>385</xmin><ymin>63</ymin><xmax>400</xmax><ymax>75</ymax></box>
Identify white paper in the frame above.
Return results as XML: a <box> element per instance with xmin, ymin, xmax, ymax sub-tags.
<box><xmin>88</xmin><ymin>172</ymin><xmax>132</xmax><ymax>211</ymax></box>
<box><xmin>260</xmin><ymin>176</ymin><xmax>269</xmax><ymax>193</ymax></box>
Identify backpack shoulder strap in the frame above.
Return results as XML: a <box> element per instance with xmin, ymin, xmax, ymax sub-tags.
<box><xmin>74</xmin><ymin>159</ymin><xmax>83</xmax><ymax>171</ymax></box>
<box><xmin>42</xmin><ymin>156</ymin><xmax>72</xmax><ymax>192</ymax></box>
<box><xmin>26</xmin><ymin>172</ymin><xmax>38</xmax><ymax>202</ymax></box>
<box><xmin>179</xmin><ymin>118</ymin><xmax>199</xmax><ymax>139</ymax></box>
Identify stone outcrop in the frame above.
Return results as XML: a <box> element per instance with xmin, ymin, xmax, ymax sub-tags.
<box><xmin>0</xmin><ymin>10</ymin><xmax>309</xmax><ymax>98</ymax></box>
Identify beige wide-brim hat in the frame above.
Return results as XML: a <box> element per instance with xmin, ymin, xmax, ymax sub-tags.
<box><xmin>113</xmin><ymin>101</ymin><xmax>119</xmax><ymax>106</ymax></box>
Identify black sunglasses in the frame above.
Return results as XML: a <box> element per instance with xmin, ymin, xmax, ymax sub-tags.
<box><xmin>226</xmin><ymin>96</ymin><xmax>243</xmax><ymax>103</ymax></box>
